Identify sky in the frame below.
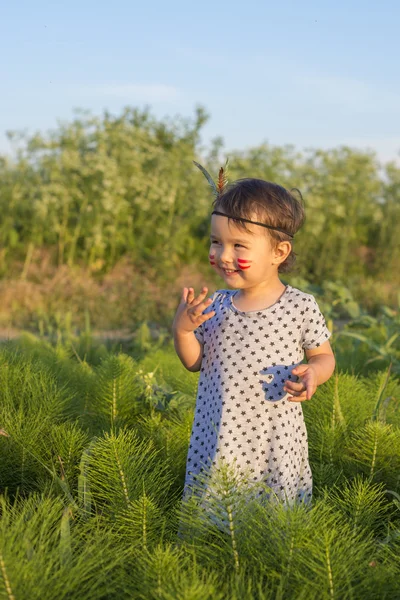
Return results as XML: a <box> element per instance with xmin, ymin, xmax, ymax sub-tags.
<box><xmin>1</xmin><ymin>0</ymin><xmax>400</xmax><ymax>165</ymax></box>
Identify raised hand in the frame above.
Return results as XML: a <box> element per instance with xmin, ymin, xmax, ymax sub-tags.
<box><xmin>172</xmin><ymin>286</ymin><xmax>216</xmax><ymax>335</ymax></box>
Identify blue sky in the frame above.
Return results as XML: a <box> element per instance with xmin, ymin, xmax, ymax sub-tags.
<box><xmin>1</xmin><ymin>0</ymin><xmax>400</xmax><ymax>164</ymax></box>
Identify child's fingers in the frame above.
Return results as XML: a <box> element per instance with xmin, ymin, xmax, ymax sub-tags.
<box><xmin>284</xmin><ymin>380</ymin><xmax>306</xmax><ymax>393</ymax></box>
<box><xmin>182</xmin><ymin>286</ymin><xmax>214</xmax><ymax>321</ymax></box>
<box><xmin>186</xmin><ymin>287</ymin><xmax>212</xmax><ymax>312</ymax></box>
<box><xmin>186</xmin><ymin>287</ymin><xmax>195</xmax><ymax>303</ymax></box>
<box><xmin>192</xmin><ymin>310</ymin><xmax>215</xmax><ymax>325</ymax></box>
<box><xmin>284</xmin><ymin>381</ymin><xmax>306</xmax><ymax>398</ymax></box>
<box><xmin>189</xmin><ymin>297</ymin><xmax>213</xmax><ymax>319</ymax></box>
<box><xmin>192</xmin><ymin>286</ymin><xmax>209</xmax><ymax>306</ymax></box>
<box><xmin>184</xmin><ymin>287</ymin><xmax>206</xmax><ymax>305</ymax></box>
<box><xmin>201</xmin><ymin>310</ymin><xmax>216</xmax><ymax>321</ymax></box>
<box><xmin>287</xmin><ymin>393</ymin><xmax>308</xmax><ymax>402</ymax></box>
<box><xmin>285</xmin><ymin>378</ymin><xmax>314</xmax><ymax>401</ymax></box>
<box><xmin>182</xmin><ymin>287</ymin><xmax>197</xmax><ymax>303</ymax></box>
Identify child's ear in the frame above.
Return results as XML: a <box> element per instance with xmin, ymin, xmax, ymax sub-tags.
<box><xmin>274</xmin><ymin>241</ymin><xmax>292</xmax><ymax>263</ymax></box>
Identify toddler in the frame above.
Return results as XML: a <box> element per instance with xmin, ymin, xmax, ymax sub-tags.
<box><xmin>173</xmin><ymin>173</ymin><xmax>335</xmax><ymax>510</ymax></box>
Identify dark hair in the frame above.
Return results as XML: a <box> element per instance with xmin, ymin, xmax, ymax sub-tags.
<box><xmin>213</xmin><ymin>178</ymin><xmax>305</xmax><ymax>273</ymax></box>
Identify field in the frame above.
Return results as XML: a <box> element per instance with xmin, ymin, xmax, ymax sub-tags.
<box><xmin>0</xmin><ymin>108</ymin><xmax>400</xmax><ymax>598</ymax></box>
<box><xmin>0</xmin><ymin>305</ymin><xmax>399</xmax><ymax>600</ymax></box>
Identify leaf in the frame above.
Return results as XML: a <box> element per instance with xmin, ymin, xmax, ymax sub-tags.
<box><xmin>336</xmin><ymin>331</ymin><xmax>385</xmax><ymax>355</ymax></box>
<box><xmin>372</xmin><ymin>362</ymin><xmax>393</xmax><ymax>422</ymax></box>
<box><xmin>385</xmin><ymin>332</ymin><xmax>400</xmax><ymax>350</ymax></box>
<box><xmin>78</xmin><ymin>446</ymin><xmax>93</xmax><ymax>518</ymax></box>
<box><xmin>59</xmin><ymin>506</ymin><xmax>72</xmax><ymax>567</ymax></box>
<box><xmin>345</xmin><ymin>300</ymin><xmax>360</xmax><ymax>319</ymax></box>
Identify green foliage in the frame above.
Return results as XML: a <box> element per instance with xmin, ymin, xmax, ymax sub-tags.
<box><xmin>335</xmin><ymin>310</ymin><xmax>400</xmax><ymax>376</ymax></box>
<box><xmin>138</xmin><ymin>345</ymin><xmax>199</xmax><ymax>397</ymax></box>
<box><xmin>0</xmin><ymin>334</ymin><xmax>399</xmax><ymax>598</ymax></box>
<box><xmin>1</xmin><ymin>106</ymin><xmax>211</xmax><ymax>276</ymax></box>
<box><xmin>0</xmin><ymin>492</ymin><xmax>131</xmax><ymax>599</ymax></box>
<box><xmin>90</xmin><ymin>354</ymin><xmax>143</xmax><ymax>431</ymax></box>
<box><xmin>84</xmin><ymin>429</ymin><xmax>176</xmax><ymax>547</ymax></box>
<box><xmin>326</xmin><ymin>475</ymin><xmax>389</xmax><ymax>534</ymax></box>
<box><xmin>0</xmin><ymin>106</ymin><xmax>399</xmax><ymax>333</ymax></box>
<box><xmin>131</xmin><ymin>543</ymin><xmax>226</xmax><ymax>600</ymax></box>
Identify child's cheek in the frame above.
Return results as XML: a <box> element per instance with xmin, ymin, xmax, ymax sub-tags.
<box><xmin>209</xmin><ymin>253</ymin><xmax>216</xmax><ymax>267</ymax></box>
<box><xmin>237</xmin><ymin>259</ymin><xmax>252</xmax><ymax>270</ymax></box>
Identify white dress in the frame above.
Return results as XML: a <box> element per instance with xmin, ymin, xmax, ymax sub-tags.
<box><xmin>182</xmin><ymin>284</ymin><xmax>331</xmax><ymax>508</ymax></box>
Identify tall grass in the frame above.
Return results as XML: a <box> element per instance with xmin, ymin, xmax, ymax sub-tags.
<box><xmin>0</xmin><ymin>332</ymin><xmax>399</xmax><ymax>598</ymax></box>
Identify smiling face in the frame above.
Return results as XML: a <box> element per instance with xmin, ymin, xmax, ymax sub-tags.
<box><xmin>209</xmin><ymin>214</ymin><xmax>292</xmax><ymax>293</ymax></box>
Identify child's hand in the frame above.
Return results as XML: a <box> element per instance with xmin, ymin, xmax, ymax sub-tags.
<box><xmin>172</xmin><ymin>287</ymin><xmax>216</xmax><ymax>335</ymax></box>
<box><xmin>284</xmin><ymin>364</ymin><xmax>318</xmax><ymax>402</ymax></box>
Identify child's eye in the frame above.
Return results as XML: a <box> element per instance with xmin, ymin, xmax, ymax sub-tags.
<box><xmin>210</xmin><ymin>241</ymin><xmax>246</xmax><ymax>248</ymax></box>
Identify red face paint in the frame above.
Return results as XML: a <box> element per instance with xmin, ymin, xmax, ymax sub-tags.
<box><xmin>237</xmin><ymin>259</ymin><xmax>252</xmax><ymax>270</ymax></box>
<box><xmin>209</xmin><ymin>253</ymin><xmax>216</xmax><ymax>266</ymax></box>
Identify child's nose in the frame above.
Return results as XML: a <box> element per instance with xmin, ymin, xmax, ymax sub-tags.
<box><xmin>219</xmin><ymin>246</ymin><xmax>234</xmax><ymax>263</ymax></box>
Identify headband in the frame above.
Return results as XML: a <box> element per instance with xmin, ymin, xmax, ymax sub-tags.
<box><xmin>193</xmin><ymin>159</ymin><xmax>294</xmax><ymax>239</ymax></box>
<box><xmin>211</xmin><ymin>210</ymin><xmax>294</xmax><ymax>238</ymax></box>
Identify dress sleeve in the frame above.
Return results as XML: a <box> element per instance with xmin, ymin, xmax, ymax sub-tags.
<box><xmin>301</xmin><ymin>294</ymin><xmax>332</xmax><ymax>350</ymax></box>
<box><xmin>193</xmin><ymin>290</ymin><xmax>221</xmax><ymax>345</ymax></box>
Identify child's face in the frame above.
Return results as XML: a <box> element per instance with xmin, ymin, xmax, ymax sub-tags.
<box><xmin>209</xmin><ymin>214</ymin><xmax>289</xmax><ymax>288</ymax></box>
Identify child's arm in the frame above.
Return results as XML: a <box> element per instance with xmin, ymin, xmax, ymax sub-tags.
<box><xmin>172</xmin><ymin>287</ymin><xmax>215</xmax><ymax>372</ymax></box>
<box><xmin>285</xmin><ymin>293</ymin><xmax>335</xmax><ymax>401</ymax></box>
<box><xmin>173</xmin><ymin>331</ymin><xmax>203</xmax><ymax>372</ymax></box>
<box><xmin>305</xmin><ymin>342</ymin><xmax>336</xmax><ymax>385</ymax></box>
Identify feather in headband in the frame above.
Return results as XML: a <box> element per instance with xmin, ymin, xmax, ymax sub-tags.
<box><xmin>193</xmin><ymin>159</ymin><xmax>294</xmax><ymax>238</ymax></box>
<box><xmin>193</xmin><ymin>158</ymin><xmax>229</xmax><ymax>198</ymax></box>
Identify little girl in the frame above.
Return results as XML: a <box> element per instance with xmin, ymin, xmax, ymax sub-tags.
<box><xmin>173</xmin><ymin>173</ymin><xmax>336</xmax><ymax>509</ymax></box>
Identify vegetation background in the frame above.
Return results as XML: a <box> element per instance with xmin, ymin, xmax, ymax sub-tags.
<box><xmin>0</xmin><ymin>106</ymin><xmax>400</xmax><ymax>598</ymax></box>
<box><xmin>0</xmin><ymin>106</ymin><xmax>399</xmax><ymax>338</ymax></box>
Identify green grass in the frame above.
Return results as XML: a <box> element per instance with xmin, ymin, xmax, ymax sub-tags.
<box><xmin>0</xmin><ymin>332</ymin><xmax>399</xmax><ymax>599</ymax></box>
